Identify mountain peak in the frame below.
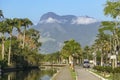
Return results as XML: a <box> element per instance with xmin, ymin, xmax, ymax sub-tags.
<box><xmin>46</xmin><ymin>12</ymin><xmax>57</xmax><ymax>15</ymax></box>
<box><xmin>40</xmin><ymin>12</ymin><xmax>59</xmax><ymax>21</ymax></box>
<box><xmin>39</xmin><ymin>12</ymin><xmax>98</xmax><ymax>24</ymax></box>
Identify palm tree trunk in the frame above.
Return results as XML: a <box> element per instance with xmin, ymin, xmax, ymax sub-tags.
<box><xmin>1</xmin><ymin>33</ymin><xmax>5</xmax><ymax>60</ymax></box>
<box><xmin>8</xmin><ymin>33</ymin><xmax>12</xmax><ymax>65</ymax></box>
<box><xmin>22</xmin><ymin>27</ymin><xmax>26</xmax><ymax>48</ymax></box>
<box><xmin>101</xmin><ymin>53</ymin><xmax>103</xmax><ymax>66</ymax></box>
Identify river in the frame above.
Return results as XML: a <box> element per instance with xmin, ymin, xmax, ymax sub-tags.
<box><xmin>0</xmin><ymin>67</ymin><xmax>58</xmax><ymax>80</ymax></box>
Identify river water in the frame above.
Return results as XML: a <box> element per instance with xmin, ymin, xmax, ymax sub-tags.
<box><xmin>0</xmin><ymin>67</ymin><xmax>58</xmax><ymax>80</ymax></box>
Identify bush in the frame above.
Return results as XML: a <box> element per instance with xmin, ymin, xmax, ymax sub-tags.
<box><xmin>0</xmin><ymin>60</ymin><xmax>8</xmax><ymax>69</ymax></box>
<box><xmin>113</xmin><ymin>67</ymin><xmax>120</xmax><ymax>73</ymax></box>
<box><xmin>93</xmin><ymin>66</ymin><xmax>120</xmax><ymax>73</ymax></box>
<box><xmin>104</xmin><ymin>66</ymin><xmax>113</xmax><ymax>73</ymax></box>
<box><xmin>93</xmin><ymin>66</ymin><xmax>113</xmax><ymax>73</ymax></box>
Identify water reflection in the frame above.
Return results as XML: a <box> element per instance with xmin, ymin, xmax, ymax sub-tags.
<box><xmin>0</xmin><ymin>68</ymin><xmax>57</xmax><ymax>80</ymax></box>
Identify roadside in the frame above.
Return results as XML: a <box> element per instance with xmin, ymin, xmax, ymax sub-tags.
<box><xmin>75</xmin><ymin>66</ymin><xmax>105</xmax><ymax>80</ymax></box>
<box><xmin>87</xmin><ymin>69</ymin><xmax>108</xmax><ymax>80</ymax></box>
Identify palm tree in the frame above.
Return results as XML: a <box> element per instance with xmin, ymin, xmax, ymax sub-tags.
<box><xmin>104</xmin><ymin>1</ymin><xmax>120</xmax><ymax>19</ymax></box>
<box><xmin>99</xmin><ymin>21</ymin><xmax>120</xmax><ymax>67</ymax></box>
<box><xmin>84</xmin><ymin>46</ymin><xmax>90</xmax><ymax>59</ymax></box>
<box><xmin>25</xmin><ymin>28</ymin><xmax>41</xmax><ymax>50</ymax></box>
<box><xmin>0</xmin><ymin>10</ymin><xmax>4</xmax><ymax>18</ymax></box>
<box><xmin>0</xmin><ymin>21</ymin><xmax>7</xmax><ymax>60</ymax></box>
<box><xmin>13</xmin><ymin>18</ymin><xmax>22</xmax><ymax>34</ymax></box>
<box><xmin>61</xmin><ymin>39</ymin><xmax>82</xmax><ymax>64</ymax></box>
<box><xmin>21</xmin><ymin>18</ymin><xmax>33</xmax><ymax>48</ymax></box>
<box><xmin>13</xmin><ymin>18</ymin><xmax>23</xmax><ymax>47</ymax></box>
<box><xmin>5</xmin><ymin>19</ymin><xmax>14</xmax><ymax>65</ymax></box>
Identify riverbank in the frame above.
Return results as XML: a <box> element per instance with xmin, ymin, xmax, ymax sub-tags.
<box><xmin>1</xmin><ymin>66</ymin><xmax>39</xmax><ymax>73</ymax></box>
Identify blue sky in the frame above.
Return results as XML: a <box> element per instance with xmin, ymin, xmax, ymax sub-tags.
<box><xmin>0</xmin><ymin>0</ymin><xmax>111</xmax><ymax>24</ymax></box>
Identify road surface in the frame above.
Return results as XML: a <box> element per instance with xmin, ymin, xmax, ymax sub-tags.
<box><xmin>75</xmin><ymin>66</ymin><xmax>101</xmax><ymax>80</ymax></box>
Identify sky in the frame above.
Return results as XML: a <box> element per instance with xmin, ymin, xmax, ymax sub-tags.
<box><xmin>0</xmin><ymin>0</ymin><xmax>111</xmax><ymax>24</ymax></box>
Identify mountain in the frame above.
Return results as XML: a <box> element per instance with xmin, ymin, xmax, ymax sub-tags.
<box><xmin>35</xmin><ymin>12</ymin><xmax>100</xmax><ymax>53</ymax></box>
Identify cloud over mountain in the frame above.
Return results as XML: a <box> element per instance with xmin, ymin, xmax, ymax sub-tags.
<box><xmin>39</xmin><ymin>12</ymin><xmax>98</xmax><ymax>25</ymax></box>
<box><xmin>39</xmin><ymin>17</ymin><xmax>61</xmax><ymax>24</ymax></box>
<box><xmin>72</xmin><ymin>16</ymin><xmax>98</xmax><ymax>25</ymax></box>
<box><xmin>35</xmin><ymin>12</ymin><xmax>100</xmax><ymax>53</ymax></box>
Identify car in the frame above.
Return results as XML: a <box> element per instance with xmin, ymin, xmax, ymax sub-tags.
<box><xmin>83</xmin><ymin>59</ymin><xmax>90</xmax><ymax>68</ymax></box>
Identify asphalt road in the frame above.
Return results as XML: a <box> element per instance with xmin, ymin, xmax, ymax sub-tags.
<box><xmin>75</xmin><ymin>66</ymin><xmax>101</xmax><ymax>80</ymax></box>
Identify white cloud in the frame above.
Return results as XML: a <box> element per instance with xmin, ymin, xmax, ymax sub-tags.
<box><xmin>40</xmin><ymin>17</ymin><xmax>61</xmax><ymax>23</ymax></box>
<box><xmin>72</xmin><ymin>17</ymin><xmax>97</xmax><ymax>25</ymax></box>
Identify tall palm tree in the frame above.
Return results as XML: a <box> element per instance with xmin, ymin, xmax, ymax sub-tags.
<box><xmin>5</xmin><ymin>19</ymin><xmax>14</xmax><ymax>65</ymax></box>
<box><xmin>0</xmin><ymin>10</ymin><xmax>4</xmax><ymax>18</ymax></box>
<box><xmin>21</xmin><ymin>18</ymin><xmax>33</xmax><ymax>48</ymax></box>
<box><xmin>25</xmin><ymin>28</ymin><xmax>41</xmax><ymax>50</ymax></box>
<box><xmin>0</xmin><ymin>21</ymin><xmax>7</xmax><ymax>60</ymax></box>
<box><xmin>13</xmin><ymin>18</ymin><xmax>23</xmax><ymax>47</ymax></box>
<box><xmin>13</xmin><ymin>18</ymin><xmax>22</xmax><ymax>34</ymax></box>
<box><xmin>84</xmin><ymin>46</ymin><xmax>90</xmax><ymax>59</ymax></box>
<box><xmin>99</xmin><ymin>21</ymin><xmax>120</xmax><ymax>67</ymax></box>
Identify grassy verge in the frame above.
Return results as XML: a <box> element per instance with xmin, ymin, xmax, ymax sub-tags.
<box><xmin>70</xmin><ymin>68</ymin><xmax>76</xmax><ymax>80</ymax></box>
<box><xmin>90</xmin><ymin>69</ymin><xmax>117</xmax><ymax>80</ymax></box>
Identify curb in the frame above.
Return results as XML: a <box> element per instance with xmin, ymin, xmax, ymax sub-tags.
<box><xmin>76</xmin><ymin>75</ymin><xmax>78</xmax><ymax>80</ymax></box>
<box><xmin>87</xmin><ymin>69</ymin><xmax>108</xmax><ymax>80</ymax></box>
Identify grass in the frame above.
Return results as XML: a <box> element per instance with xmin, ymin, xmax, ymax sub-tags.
<box><xmin>70</xmin><ymin>67</ymin><xmax>76</xmax><ymax>80</ymax></box>
<box><xmin>92</xmin><ymin>69</ymin><xmax>111</xmax><ymax>79</ymax></box>
<box><xmin>91</xmin><ymin>69</ymin><xmax>120</xmax><ymax>80</ymax></box>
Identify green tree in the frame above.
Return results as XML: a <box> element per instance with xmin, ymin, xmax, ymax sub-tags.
<box><xmin>25</xmin><ymin>28</ymin><xmax>41</xmax><ymax>50</ymax></box>
<box><xmin>20</xmin><ymin>28</ymin><xmax>41</xmax><ymax>66</ymax></box>
<box><xmin>21</xmin><ymin>18</ymin><xmax>33</xmax><ymax>48</ymax></box>
<box><xmin>5</xmin><ymin>18</ymin><xmax>14</xmax><ymax>65</ymax></box>
<box><xmin>0</xmin><ymin>21</ymin><xmax>7</xmax><ymax>60</ymax></box>
<box><xmin>0</xmin><ymin>10</ymin><xmax>4</xmax><ymax>18</ymax></box>
<box><xmin>104</xmin><ymin>1</ymin><xmax>120</xmax><ymax>19</ymax></box>
<box><xmin>13</xmin><ymin>18</ymin><xmax>22</xmax><ymax>34</ymax></box>
<box><xmin>83</xmin><ymin>46</ymin><xmax>90</xmax><ymax>59</ymax></box>
<box><xmin>61</xmin><ymin>39</ymin><xmax>82</xmax><ymax>63</ymax></box>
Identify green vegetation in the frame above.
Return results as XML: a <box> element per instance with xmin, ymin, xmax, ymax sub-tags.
<box><xmin>0</xmin><ymin>1</ymin><xmax>120</xmax><ymax>78</ymax></box>
<box><xmin>90</xmin><ymin>0</ymin><xmax>120</xmax><ymax>67</ymax></box>
<box><xmin>61</xmin><ymin>39</ymin><xmax>82</xmax><ymax>64</ymax></box>
<box><xmin>0</xmin><ymin>10</ymin><xmax>42</xmax><ymax>68</ymax></box>
<box><xmin>93</xmin><ymin>66</ymin><xmax>120</xmax><ymax>80</ymax></box>
<box><xmin>42</xmin><ymin>51</ymin><xmax>61</xmax><ymax>64</ymax></box>
<box><xmin>41</xmin><ymin>39</ymin><xmax>83</xmax><ymax>65</ymax></box>
<box><xmin>70</xmin><ymin>68</ymin><xmax>76</xmax><ymax>80</ymax></box>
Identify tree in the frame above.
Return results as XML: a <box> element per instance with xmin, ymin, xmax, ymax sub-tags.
<box><xmin>20</xmin><ymin>28</ymin><xmax>41</xmax><ymax>66</ymax></box>
<box><xmin>83</xmin><ymin>46</ymin><xmax>90</xmax><ymax>59</ymax></box>
<box><xmin>0</xmin><ymin>10</ymin><xmax>4</xmax><ymax>18</ymax></box>
<box><xmin>25</xmin><ymin>28</ymin><xmax>41</xmax><ymax>50</ymax></box>
<box><xmin>13</xmin><ymin>18</ymin><xmax>24</xmax><ymax>49</ymax></box>
<box><xmin>61</xmin><ymin>39</ymin><xmax>82</xmax><ymax>64</ymax></box>
<box><xmin>21</xmin><ymin>18</ymin><xmax>33</xmax><ymax>48</ymax></box>
<box><xmin>13</xmin><ymin>18</ymin><xmax>22</xmax><ymax>34</ymax></box>
<box><xmin>102</xmin><ymin>1</ymin><xmax>120</xmax><ymax>67</ymax></box>
<box><xmin>104</xmin><ymin>1</ymin><xmax>120</xmax><ymax>19</ymax></box>
<box><xmin>5</xmin><ymin>18</ymin><xmax>14</xmax><ymax>65</ymax></box>
<box><xmin>0</xmin><ymin>21</ymin><xmax>7</xmax><ymax>60</ymax></box>
<box><xmin>95</xmin><ymin>32</ymin><xmax>111</xmax><ymax>66</ymax></box>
